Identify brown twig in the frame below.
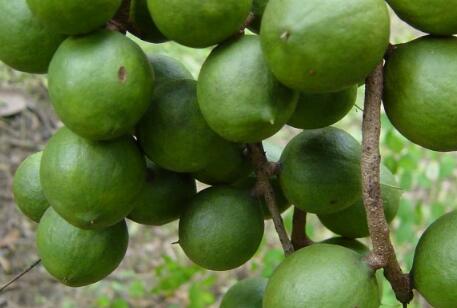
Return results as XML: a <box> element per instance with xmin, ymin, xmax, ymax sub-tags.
<box><xmin>361</xmin><ymin>63</ymin><xmax>413</xmax><ymax>304</ymax></box>
<box><xmin>0</xmin><ymin>259</ymin><xmax>41</xmax><ymax>293</ymax></box>
<box><xmin>247</xmin><ymin>143</ymin><xmax>294</xmax><ymax>256</ymax></box>
<box><xmin>291</xmin><ymin>207</ymin><xmax>312</xmax><ymax>250</ymax></box>
<box><xmin>107</xmin><ymin>0</ymin><xmax>131</xmax><ymax>33</ymax></box>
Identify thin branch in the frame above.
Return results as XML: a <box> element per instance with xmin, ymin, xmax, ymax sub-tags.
<box><xmin>107</xmin><ymin>0</ymin><xmax>131</xmax><ymax>33</ymax></box>
<box><xmin>247</xmin><ymin>143</ymin><xmax>294</xmax><ymax>256</ymax></box>
<box><xmin>361</xmin><ymin>63</ymin><xmax>413</xmax><ymax>304</ymax></box>
<box><xmin>0</xmin><ymin>259</ymin><xmax>41</xmax><ymax>293</ymax></box>
<box><xmin>291</xmin><ymin>207</ymin><xmax>313</xmax><ymax>250</ymax></box>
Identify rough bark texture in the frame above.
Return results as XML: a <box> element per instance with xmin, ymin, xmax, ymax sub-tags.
<box><xmin>362</xmin><ymin>63</ymin><xmax>413</xmax><ymax>305</ymax></box>
<box><xmin>291</xmin><ymin>207</ymin><xmax>312</xmax><ymax>250</ymax></box>
<box><xmin>247</xmin><ymin>143</ymin><xmax>294</xmax><ymax>256</ymax></box>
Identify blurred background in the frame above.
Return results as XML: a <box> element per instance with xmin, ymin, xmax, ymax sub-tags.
<box><xmin>0</xmin><ymin>11</ymin><xmax>450</xmax><ymax>308</ymax></box>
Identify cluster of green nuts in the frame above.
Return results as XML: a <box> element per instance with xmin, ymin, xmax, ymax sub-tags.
<box><xmin>3</xmin><ymin>0</ymin><xmax>457</xmax><ymax>307</ymax></box>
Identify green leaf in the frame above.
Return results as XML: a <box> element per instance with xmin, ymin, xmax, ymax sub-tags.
<box><xmin>417</xmin><ymin>173</ymin><xmax>432</xmax><ymax>189</ymax></box>
<box><xmin>398</xmin><ymin>154</ymin><xmax>418</xmax><ymax>171</ymax></box>
<box><xmin>383</xmin><ymin>156</ymin><xmax>398</xmax><ymax>174</ymax></box>
<box><xmin>188</xmin><ymin>280</ymin><xmax>216</xmax><ymax>308</ymax></box>
<box><xmin>430</xmin><ymin>202</ymin><xmax>446</xmax><ymax>221</ymax></box>
<box><xmin>397</xmin><ymin>199</ymin><xmax>414</xmax><ymax>224</ymax></box>
<box><xmin>439</xmin><ymin>155</ymin><xmax>456</xmax><ymax>179</ymax></box>
<box><xmin>395</xmin><ymin>222</ymin><xmax>415</xmax><ymax>244</ymax></box>
<box><xmin>152</xmin><ymin>256</ymin><xmax>200</xmax><ymax>295</ymax></box>
<box><xmin>129</xmin><ymin>280</ymin><xmax>146</xmax><ymax>298</ymax></box>
<box><xmin>95</xmin><ymin>296</ymin><xmax>110</xmax><ymax>308</ymax></box>
<box><xmin>111</xmin><ymin>298</ymin><xmax>129</xmax><ymax>308</ymax></box>
<box><xmin>262</xmin><ymin>249</ymin><xmax>285</xmax><ymax>278</ymax></box>
<box><xmin>399</xmin><ymin>171</ymin><xmax>413</xmax><ymax>190</ymax></box>
<box><xmin>384</xmin><ymin>130</ymin><xmax>404</xmax><ymax>153</ymax></box>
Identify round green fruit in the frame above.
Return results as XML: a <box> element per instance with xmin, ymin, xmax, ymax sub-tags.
<box><xmin>48</xmin><ymin>30</ymin><xmax>153</xmax><ymax>141</ymax></box>
<box><xmin>179</xmin><ymin>186</ymin><xmax>264</xmax><ymax>271</ymax></box>
<box><xmin>321</xmin><ymin>237</ymin><xmax>384</xmax><ymax>294</ymax></box>
<box><xmin>279</xmin><ymin>127</ymin><xmax>361</xmax><ymax>215</ymax></box>
<box><xmin>232</xmin><ymin>174</ymin><xmax>291</xmax><ymax>219</ymax></box>
<box><xmin>147</xmin><ymin>54</ymin><xmax>193</xmax><ymax>90</ymax></box>
<box><xmin>260</xmin><ymin>0</ymin><xmax>390</xmax><ymax>92</ymax></box>
<box><xmin>128</xmin><ymin>162</ymin><xmax>196</xmax><ymax>226</ymax></box>
<box><xmin>318</xmin><ymin>165</ymin><xmax>401</xmax><ymax>238</ymax></box>
<box><xmin>0</xmin><ymin>0</ymin><xmax>65</xmax><ymax>74</ymax></box>
<box><xmin>384</xmin><ymin>36</ymin><xmax>457</xmax><ymax>152</ymax></box>
<box><xmin>26</xmin><ymin>0</ymin><xmax>122</xmax><ymax>35</ymax></box>
<box><xmin>387</xmin><ymin>0</ymin><xmax>457</xmax><ymax>35</ymax></box>
<box><xmin>137</xmin><ymin>79</ymin><xmax>236</xmax><ymax>173</ymax></box>
<box><xmin>264</xmin><ymin>244</ymin><xmax>380</xmax><ymax>308</ymax></box>
<box><xmin>129</xmin><ymin>0</ymin><xmax>168</xmax><ymax>43</ymax></box>
<box><xmin>198</xmin><ymin>35</ymin><xmax>298</xmax><ymax>143</ymax></box>
<box><xmin>248</xmin><ymin>0</ymin><xmax>269</xmax><ymax>34</ymax></box>
<box><xmin>37</xmin><ymin>208</ymin><xmax>128</xmax><ymax>287</ymax></box>
<box><xmin>12</xmin><ymin>152</ymin><xmax>49</xmax><ymax>222</ymax></box>
<box><xmin>147</xmin><ymin>0</ymin><xmax>252</xmax><ymax>48</ymax></box>
<box><xmin>412</xmin><ymin>210</ymin><xmax>457</xmax><ymax>308</ymax></box>
<box><xmin>193</xmin><ymin>144</ymin><xmax>252</xmax><ymax>185</ymax></box>
<box><xmin>221</xmin><ymin>277</ymin><xmax>268</xmax><ymax>308</ymax></box>
<box><xmin>40</xmin><ymin>127</ymin><xmax>146</xmax><ymax>229</ymax></box>
<box><xmin>288</xmin><ymin>85</ymin><xmax>358</xmax><ymax>129</ymax></box>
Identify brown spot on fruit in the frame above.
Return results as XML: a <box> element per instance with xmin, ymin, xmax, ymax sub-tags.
<box><xmin>118</xmin><ymin>66</ymin><xmax>127</xmax><ymax>82</ymax></box>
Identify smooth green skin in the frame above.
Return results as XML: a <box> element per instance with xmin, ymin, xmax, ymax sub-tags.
<box><xmin>412</xmin><ymin>211</ymin><xmax>457</xmax><ymax>308</ymax></box>
<box><xmin>129</xmin><ymin>0</ymin><xmax>168</xmax><ymax>43</ymax></box>
<box><xmin>320</xmin><ymin>237</ymin><xmax>384</xmax><ymax>294</ymax></box>
<box><xmin>288</xmin><ymin>85</ymin><xmax>357</xmax><ymax>129</ymax></box>
<box><xmin>387</xmin><ymin>0</ymin><xmax>457</xmax><ymax>35</ymax></box>
<box><xmin>137</xmin><ymin>79</ymin><xmax>235</xmax><ymax>173</ymax></box>
<box><xmin>260</xmin><ymin>0</ymin><xmax>390</xmax><ymax>93</ymax></box>
<box><xmin>37</xmin><ymin>208</ymin><xmax>128</xmax><ymax>287</ymax></box>
<box><xmin>128</xmin><ymin>163</ymin><xmax>196</xmax><ymax>226</ymax></box>
<box><xmin>147</xmin><ymin>0</ymin><xmax>252</xmax><ymax>48</ymax></box>
<box><xmin>248</xmin><ymin>0</ymin><xmax>269</xmax><ymax>34</ymax></box>
<box><xmin>26</xmin><ymin>0</ymin><xmax>121</xmax><ymax>35</ymax></box>
<box><xmin>264</xmin><ymin>244</ymin><xmax>379</xmax><ymax>308</ymax></box>
<box><xmin>147</xmin><ymin>54</ymin><xmax>193</xmax><ymax>90</ymax></box>
<box><xmin>221</xmin><ymin>277</ymin><xmax>267</xmax><ymax>308</ymax></box>
<box><xmin>12</xmin><ymin>152</ymin><xmax>49</xmax><ymax>222</ymax></box>
<box><xmin>179</xmin><ymin>186</ymin><xmax>264</xmax><ymax>271</ymax></box>
<box><xmin>48</xmin><ymin>30</ymin><xmax>153</xmax><ymax>141</ymax></box>
<box><xmin>0</xmin><ymin>0</ymin><xmax>65</xmax><ymax>74</ymax></box>
<box><xmin>40</xmin><ymin>127</ymin><xmax>146</xmax><ymax>230</ymax></box>
<box><xmin>198</xmin><ymin>36</ymin><xmax>298</xmax><ymax>143</ymax></box>
<box><xmin>193</xmin><ymin>144</ymin><xmax>252</xmax><ymax>185</ymax></box>
<box><xmin>318</xmin><ymin>165</ymin><xmax>401</xmax><ymax>238</ymax></box>
<box><xmin>384</xmin><ymin>36</ymin><xmax>457</xmax><ymax>152</ymax></box>
<box><xmin>233</xmin><ymin>174</ymin><xmax>290</xmax><ymax>220</ymax></box>
<box><xmin>279</xmin><ymin>127</ymin><xmax>361</xmax><ymax>215</ymax></box>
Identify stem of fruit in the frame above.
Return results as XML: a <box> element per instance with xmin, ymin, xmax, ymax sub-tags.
<box><xmin>291</xmin><ymin>207</ymin><xmax>313</xmax><ymax>249</ymax></box>
<box><xmin>0</xmin><ymin>259</ymin><xmax>41</xmax><ymax>293</ymax></box>
<box><xmin>107</xmin><ymin>0</ymin><xmax>131</xmax><ymax>33</ymax></box>
<box><xmin>362</xmin><ymin>63</ymin><xmax>413</xmax><ymax>305</ymax></box>
<box><xmin>247</xmin><ymin>143</ymin><xmax>294</xmax><ymax>256</ymax></box>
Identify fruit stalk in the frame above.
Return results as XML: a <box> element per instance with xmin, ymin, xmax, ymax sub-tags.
<box><xmin>247</xmin><ymin>143</ymin><xmax>294</xmax><ymax>256</ymax></box>
<box><xmin>361</xmin><ymin>62</ymin><xmax>413</xmax><ymax>305</ymax></box>
<box><xmin>291</xmin><ymin>207</ymin><xmax>312</xmax><ymax>249</ymax></box>
<box><xmin>107</xmin><ymin>0</ymin><xmax>131</xmax><ymax>33</ymax></box>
